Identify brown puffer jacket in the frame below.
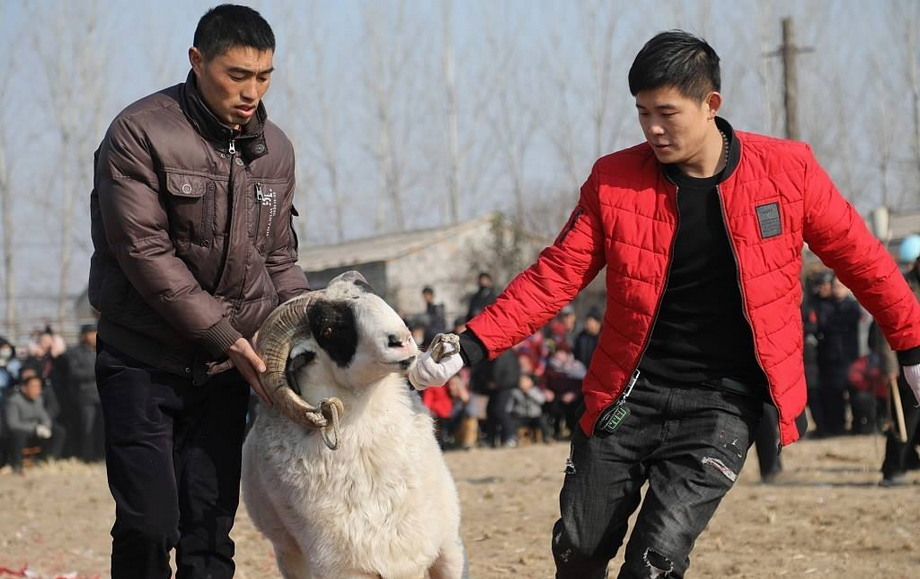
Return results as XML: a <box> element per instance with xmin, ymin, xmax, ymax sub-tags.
<box><xmin>89</xmin><ymin>71</ymin><xmax>309</xmax><ymax>383</ymax></box>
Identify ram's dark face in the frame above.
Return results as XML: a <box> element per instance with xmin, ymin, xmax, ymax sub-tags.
<box><xmin>286</xmin><ymin>271</ymin><xmax>418</xmax><ymax>394</ymax></box>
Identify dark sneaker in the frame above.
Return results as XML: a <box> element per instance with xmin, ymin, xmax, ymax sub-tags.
<box><xmin>879</xmin><ymin>474</ymin><xmax>909</xmax><ymax>487</ymax></box>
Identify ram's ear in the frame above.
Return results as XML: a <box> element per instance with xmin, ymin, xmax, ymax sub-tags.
<box><xmin>285</xmin><ymin>350</ymin><xmax>316</xmax><ymax>395</ymax></box>
<box><xmin>309</xmin><ymin>300</ymin><xmax>358</xmax><ymax>368</ymax></box>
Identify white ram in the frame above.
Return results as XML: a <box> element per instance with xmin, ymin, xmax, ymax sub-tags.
<box><xmin>241</xmin><ymin>271</ymin><xmax>465</xmax><ymax>579</ymax></box>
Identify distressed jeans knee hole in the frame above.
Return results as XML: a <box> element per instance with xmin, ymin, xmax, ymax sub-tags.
<box><xmin>643</xmin><ymin>548</ymin><xmax>674</xmax><ymax>578</ymax></box>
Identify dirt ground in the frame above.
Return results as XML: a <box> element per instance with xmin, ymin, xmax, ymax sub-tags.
<box><xmin>0</xmin><ymin>433</ymin><xmax>917</xmax><ymax>578</ymax></box>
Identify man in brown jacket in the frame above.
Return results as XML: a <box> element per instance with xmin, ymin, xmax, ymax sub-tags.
<box><xmin>88</xmin><ymin>5</ymin><xmax>308</xmax><ymax>577</ymax></box>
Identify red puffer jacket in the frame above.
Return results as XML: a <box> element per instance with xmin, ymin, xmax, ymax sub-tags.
<box><xmin>467</xmin><ymin>129</ymin><xmax>920</xmax><ymax>446</ymax></box>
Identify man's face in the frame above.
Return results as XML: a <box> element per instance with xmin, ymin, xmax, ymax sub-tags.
<box><xmin>832</xmin><ymin>279</ymin><xmax>849</xmax><ymax>300</ymax></box>
<box><xmin>190</xmin><ymin>45</ymin><xmax>274</xmax><ymax>129</ymax></box>
<box><xmin>635</xmin><ymin>85</ymin><xmax>718</xmax><ymax>173</ymax></box>
<box><xmin>22</xmin><ymin>377</ymin><xmax>42</xmax><ymax>401</ymax></box>
<box><xmin>584</xmin><ymin>317</ymin><xmax>601</xmax><ymax>335</ymax></box>
<box><xmin>563</xmin><ymin>313</ymin><xmax>576</xmax><ymax>331</ymax></box>
<box><xmin>84</xmin><ymin>330</ymin><xmax>97</xmax><ymax>349</ymax></box>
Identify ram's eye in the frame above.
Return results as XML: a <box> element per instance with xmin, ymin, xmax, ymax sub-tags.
<box><xmin>387</xmin><ymin>334</ymin><xmax>403</xmax><ymax>348</ymax></box>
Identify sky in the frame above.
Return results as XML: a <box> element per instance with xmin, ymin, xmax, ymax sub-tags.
<box><xmin>0</xmin><ymin>0</ymin><xmax>918</xmax><ymax>336</ymax></box>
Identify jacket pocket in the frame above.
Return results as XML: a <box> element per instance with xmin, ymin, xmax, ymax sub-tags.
<box><xmin>164</xmin><ymin>171</ymin><xmax>215</xmax><ymax>245</ymax></box>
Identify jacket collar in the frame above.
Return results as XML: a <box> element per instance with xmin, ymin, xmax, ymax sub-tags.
<box><xmin>180</xmin><ymin>70</ymin><xmax>269</xmax><ymax>162</ymax></box>
<box><xmin>661</xmin><ymin>116</ymin><xmax>740</xmax><ymax>186</ymax></box>
<box><xmin>716</xmin><ymin>116</ymin><xmax>741</xmax><ymax>178</ymax></box>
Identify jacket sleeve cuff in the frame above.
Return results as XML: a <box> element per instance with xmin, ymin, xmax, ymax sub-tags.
<box><xmin>896</xmin><ymin>346</ymin><xmax>920</xmax><ymax>367</ymax></box>
<box><xmin>459</xmin><ymin>330</ymin><xmax>487</xmax><ymax>366</ymax></box>
<box><xmin>201</xmin><ymin>318</ymin><xmax>243</xmax><ymax>358</ymax></box>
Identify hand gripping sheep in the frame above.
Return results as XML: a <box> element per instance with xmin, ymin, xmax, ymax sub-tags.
<box><xmin>242</xmin><ymin>271</ymin><xmax>467</xmax><ymax>579</ymax></box>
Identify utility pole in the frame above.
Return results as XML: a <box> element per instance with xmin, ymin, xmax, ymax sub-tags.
<box><xmin>442</xmin><ymin>0</ymin><xmax>460</xmax><ymax>225</ymax></box>
<box><xmin>781</xmin><ymin>18</ymin><xmax>799</xmax><ymax>140</ymax></box>
<box><xmin>768</xmin><ymin>17</ymin><xmax>813</xmax><ymax>140</ymax></box>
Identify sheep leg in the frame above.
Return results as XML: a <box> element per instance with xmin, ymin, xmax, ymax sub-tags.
<box><xmin>273</xmin><ymin>540</ymin><xmax>312</xmax><ymax>579</ymax></box>
<box><xmin>428</xmin><ymin>538</ymin><xmax>468</xmax><ymax>579</ymax></box>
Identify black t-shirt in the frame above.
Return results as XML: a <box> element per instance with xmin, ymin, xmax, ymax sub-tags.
<box><xmin>639</xmin><ymin>126</ymin><xmax>766</xmax><ymax>389</ymax></box>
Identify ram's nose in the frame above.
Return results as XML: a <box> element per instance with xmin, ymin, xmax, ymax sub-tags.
<box><xmin>391</xmin><ymin>332</ymin><xmax>420</xmax><ymax>354</ymax></box>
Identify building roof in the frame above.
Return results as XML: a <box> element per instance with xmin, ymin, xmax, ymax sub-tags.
<box><xmin>889</xmin><ymin>210</ymin><xmax>920</xmax><ymax>241</ymax></box>
<box><xmin>297</xmin><ymin>214</ymin><xmax>496</xmax><ymax>271</ymax></box>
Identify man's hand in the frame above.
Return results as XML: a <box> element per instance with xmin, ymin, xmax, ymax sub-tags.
<box><xmin>225</xmin><ymin>337</ymin><xmax>271</xmax><ymax>405</ymax></box>
<box><xmin>408</xmin><ymin>333</ymin><xmax>464</xmax><ymax>390</ymax></box>
<box><xmin>35</xmin><ymin>424</ymin><xmax>52</xmax><ymax>439</ymax></box>
<box><xmin>903</xmin><ymin>363</ymin><xmax>920</xmax><ymax>405</ymax></box>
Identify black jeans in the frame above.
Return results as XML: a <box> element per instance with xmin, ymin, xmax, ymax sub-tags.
<box><xmin>96</xmin><ymin>342</ymin><xmax>250</xmax><ymax>579</ymax></box>
<box><xmin>552</xmin><ymin>376</ymin><xmax>763</xmax><ymax>579</ymax></box>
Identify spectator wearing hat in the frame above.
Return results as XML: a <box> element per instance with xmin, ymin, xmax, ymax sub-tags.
<box><xmin>815</xmin><ymin>276</ymin><xmax>862</xmax><ymax>436</ymax></box>
<box><xmin>466</xmin><ymin>272</ymin><xmax>497</xmax><ymax>322</ymax></box>
<box><xmin>3</xmin><ymin>374</ymin><xmax>65</xmax><ymax>473</ymax></box>
<box><xmin>573</xmin><ymin>308</ymin><xmax>603</xmax><ymax>369</ymax></box>
<box><xmin>64</xmin><ymin>324</ymin><xmax>103</xmax><ymax>462</ymax></box>
<box><xmin>802</xmin><ymin>273</ymin><xmax>828</xmax><ymax>435</ymax></box>
<box><xmin>544</xmin><ymin>305</ymin><xmax>578</xmax><ymax>352</ymax></box>
<box><xmin>420</xmin><ymin>286</ymin><xmax>447</xmax><ymax>349</ymax></box>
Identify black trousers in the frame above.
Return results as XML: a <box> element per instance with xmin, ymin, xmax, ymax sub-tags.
<box><xmin>485</xmin><ymin>388</ymin><xmax>516</xmax><ymax>446</ymax></box>
<box><xmin>96</xmin><ymin>342</ymin><xmax>250</xmax><ymax>579</ymax></box>
<box><xmin>552</xmin><ymin>377</ymin><xmax>762</xmax><ymax>579</ymax></box>
<box><xmin>881</xmin><ymin>374</ymin><xmax>920</xmax><ymax>479</ymax></box>
<box><xmin>77</xmin><ymin>393</ymin><xmax>105</xmax><ymax>462</ymax></box>
<box><xmin>753</xmin><ymin>403</ymin><xmax>782</xmax><ymax>480</ymax></box>
<box><xmin>6</xmin><ymin>424</ymin><xmax>66</xmax><ymax>471</ymax></box>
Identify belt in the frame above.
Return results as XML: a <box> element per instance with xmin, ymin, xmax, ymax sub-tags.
<box><xmin>703</xmin><ymin>377</ymin><xmax>769</xmax><ymax>401</ymax></box>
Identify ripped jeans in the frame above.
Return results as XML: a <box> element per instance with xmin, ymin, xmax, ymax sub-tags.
<box><xmin>552</xmin><ymin>375</ymin><xmax>764</xmax><ymax>578</ymax></box>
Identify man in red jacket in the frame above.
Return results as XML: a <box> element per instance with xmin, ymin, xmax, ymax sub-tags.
<box><xmin>410</xmin><ymin>30</ymin><xmax>920</xmax><ymax>578</ymax></box>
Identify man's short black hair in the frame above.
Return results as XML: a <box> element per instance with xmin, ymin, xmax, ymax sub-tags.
<box><xmin>628</xmin><ymin>30</ymin><xmax>720</xmax><ymax>102</ymax></box>
<box><xmin>193</xmin><ymin>4</ymin><xmax>275</xmax><ymax>61</ymax></box>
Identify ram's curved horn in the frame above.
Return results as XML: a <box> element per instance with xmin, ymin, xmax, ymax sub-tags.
<box><xmin>256</xmin><ymin>291</ymin><xmax>343</xmax><ymax>431</ymax></box>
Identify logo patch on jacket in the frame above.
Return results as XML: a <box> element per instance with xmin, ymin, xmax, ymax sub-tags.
<box><xmin>755</xmin><ymin>202</ymin><xmax>781</xmax><ymax>239</ymax></box>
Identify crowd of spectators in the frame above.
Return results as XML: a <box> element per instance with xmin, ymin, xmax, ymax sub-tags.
<box><xmin>409</xmin><ymin>275</ymin><xmax>604</xmax><ymax>450</ymax></box>
<box><xmin>0</xmin><ymin>324</ymin><xmax>102</xmax><ymax>474</ymax></box>
<box><xmin>412</xmin><ymin>268</ymin><xmax>919</xmax><ymax>489</ymax></box>
<box><xmin>3</xmin><ymin>262</ymin><xmax>918</xmax><ymax>486</ymax></box>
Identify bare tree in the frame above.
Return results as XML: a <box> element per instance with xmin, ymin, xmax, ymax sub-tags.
<box><xmin>31</xmin><ymin>0</ymin><xmax>113</xmax><ymax>326</ymax></box>
<box><xmin>480</xmin><ymin>8</ymin><xmax>543</xmax><ymax>223</ymax></box>
<box><xmin>901</xmin><ymin>0</ymin><xmax>920</xmax><ymax>209</ymax></box>
<box><xmin>442</xmin><ymin>0</ymin><xmax>460</xmax><ymax>225</ymax></box>
<box><xmin>433</xmin><ymin>2</ymin><xmax>502</xmax><ymax>225</ymax></box>
<box><xmin>0</xmin><ymin>41</ymin><xmax>20</xmax><ymax>334</ymax></box>
<box><xmin>269</xmin><ymin>1</ymin><xmax>349</xmax><ymax>245</ymax></box>
<box><xmin>360</xmin><ymin>1</ymin><xmax>434</xmax><ymax>234</ymax></box>
<box><xmin>542</xmin><ymin>1</ymin><xmax>650</xmax><ymax>205</ymax></box>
